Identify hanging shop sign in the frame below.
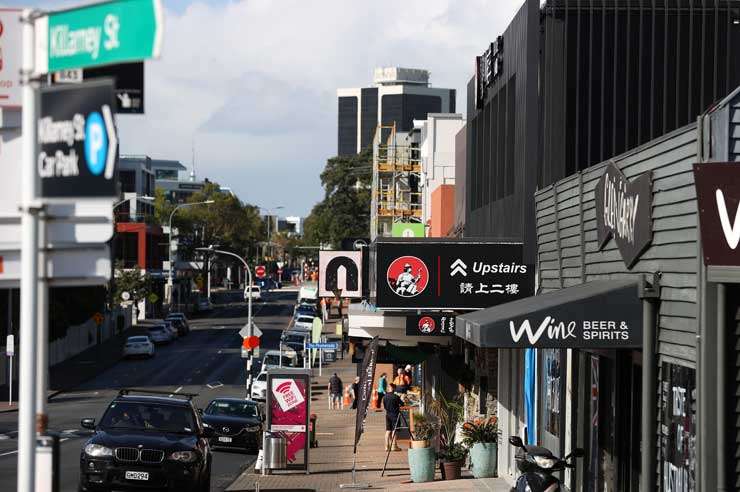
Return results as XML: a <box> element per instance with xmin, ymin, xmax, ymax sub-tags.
<box><xmin>373</xmin><ymin>239</ymin><xmax>533</xmax><ymax>310</ymax></box>
<box><xmin>660</xmin><ymin>363</ymin><xmax>696</xmax><ymax>491</ymax></box>
<box><xmin>693</xmin><ymin>162</ymin><xmax>740</xmax><ymax>266</ymax></box>
<box><xmin>475</xmin><ymin>35</ymin><xmax>503</xmax><ymax>109</ymax></box>
<box><xmin>457</xmin><ymin>280</ymin><xmax>643</xmax><ymax>348</ymax></box>
<box><xmin>318</xmin><ymin>250</ymin><xmax>362</xmax><ymax>298</ymax></box>
<box><xmin>38</xmin><ymin>79</ymin><xmax>118</xmax><ymax>198</ymax></box>
<box><xmin>405</xmin><ymin>314</ymin><xmax>456</xmax><ymax>337</ymax></box>
<box><xmin>265</xmin><ymin>369</ymin><xmax>310</xmax><ymax>470</ymax></box>
<box><xmin>594</xmin><ymin>163</ymin><xmax>653</xmax><ymax>268</ymax></box>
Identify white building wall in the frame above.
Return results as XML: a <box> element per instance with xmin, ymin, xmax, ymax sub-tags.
<box><xmin>418</xmin><ymin>114</ymin><xmax>465</xmax><ymax>226</ymax></box>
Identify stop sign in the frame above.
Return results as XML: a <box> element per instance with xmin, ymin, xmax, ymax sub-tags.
<box><xmin>242</xmin><ymin>336</ymin><xmax>260</xmax><ymax>349</ymax></box>
<box><xmin>255</xmin><ymin>265</ymin><xmax>266</xmax><ymax>278</ymax></box>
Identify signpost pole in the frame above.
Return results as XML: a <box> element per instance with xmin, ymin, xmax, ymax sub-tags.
<box><xmin>19</xmin><ymin>9</ymin><xmax>40</xmax><ymax>492</ymax></box>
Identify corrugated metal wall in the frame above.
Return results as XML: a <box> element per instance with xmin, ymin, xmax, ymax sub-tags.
<box><xmin>535</xmin><ymin>123</ymin><xmax>698</xmax><ymax>365</ymax></box>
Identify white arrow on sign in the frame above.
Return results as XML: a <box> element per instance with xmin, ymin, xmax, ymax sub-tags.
<box><xmin>102</xmin><ymin>104</ymin><xmax>117</xmax><ymax>179</ymax></box>
<box><xmin>450</xmin><ymin>258</ymin><xmax>468</xmax><ymax>277</ymax></box>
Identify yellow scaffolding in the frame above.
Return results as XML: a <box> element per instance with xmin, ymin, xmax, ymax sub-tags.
<box><xmin>370</xmin><ymin>123</ymin><xmax>422</xmax><ymax>239</ymax></box>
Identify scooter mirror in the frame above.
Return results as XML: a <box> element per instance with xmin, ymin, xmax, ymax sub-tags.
<box><xmin>509</xmin><ymin>436</ymin><xmax>524</xmax><ymax>447</ymax></box>
<box><xmin>568</xmin><ymin>448</ymin><xmax>585</xmax><ymax>458</ymax></box>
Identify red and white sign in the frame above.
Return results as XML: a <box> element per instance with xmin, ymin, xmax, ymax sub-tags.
<box><xmin>0</xmin><ymin>10</ymin><xmax>22</xmax><ymax>108</ymax></box>
<box><xmin>418</xmin><ymin>316</ymin><xmax>436</xmax><ymax>334</ymax></box>
<box><xmin>255</xmin><ymin>265</ymin><xmax>266</xmax><ymax>278</ymax></box>
<box><xmin>272</xmin><ymin>378</ymin><xmax>305</xmax><ymax>412</ymax></box>
<box><xmin>386</xmin><ymin>256</ymin><xmax>429</xmax><ymax>298</ymax></box>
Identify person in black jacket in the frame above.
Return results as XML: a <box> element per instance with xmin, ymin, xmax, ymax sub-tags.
<box><xmin>351</xmin><ymin>377</ymin><xmax>360</xmax><ymax>409</ymax></box>
<box><xmin>328</xmin><ymin>373</ymin><xmax>343</xmax><ymax>410</ymax></box>
<box><xmin>383</xmin><ymin>383</ymin><xmax>402</xmax><ymax>451</ymax></box>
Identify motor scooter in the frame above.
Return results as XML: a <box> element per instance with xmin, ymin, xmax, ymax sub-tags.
<box><xmin>509</xmin><ymin>435</ymin><xmax>584</xmax><ymax>492</ymax></box>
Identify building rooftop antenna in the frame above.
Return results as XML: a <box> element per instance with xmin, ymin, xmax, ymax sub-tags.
<box><xmin>190</xmin><ymin>139</ymin><xmax>196</xmax><ymax>182</ymax></box>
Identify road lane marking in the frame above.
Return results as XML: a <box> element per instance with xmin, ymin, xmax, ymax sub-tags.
<box><xmin>0</xmin><ymin>450</ymin><xmax>18</xmax><ymax>457</ymax></box>
<box><xmin>206</xmin><ymin>382</ymin><xmax>223</xmax><ymax>389</ymax></box>
<box><xmin>169</xmin><ymin>386</ymin><xmax>183</xmax><ymax>397</ymax></box>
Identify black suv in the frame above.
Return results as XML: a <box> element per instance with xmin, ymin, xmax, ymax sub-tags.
<box><xmin>78</xmin><ymin>389</ymin><xmax>213</xmax><ymax>492</ymax></box>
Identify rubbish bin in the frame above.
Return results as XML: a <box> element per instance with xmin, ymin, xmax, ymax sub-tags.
<box><xmin>264</xmin><ymin>434</ymin><xmax>287</xmax><ymax>470</ymax></box>
<box><xmin>309</xmin><ymin>414</ymin><xmax>318</xmax><ymax>448</ymax></box>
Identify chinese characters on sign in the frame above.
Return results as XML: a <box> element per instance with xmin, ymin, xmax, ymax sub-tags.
<box><xmin>405</xmin><ymin>314</ymin><xmax>456</xmax><ymax>337</ymax></box>
<box><xmin>374</xmin><ymin>240</ymin><xmax>534</xmax><ymax>310</ymax></box>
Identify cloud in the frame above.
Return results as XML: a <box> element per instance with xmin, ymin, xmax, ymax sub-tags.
<box><xmin>110</xmin><ymin>0</ymin><xmax>525</xmax><ymax>216</ymax></box>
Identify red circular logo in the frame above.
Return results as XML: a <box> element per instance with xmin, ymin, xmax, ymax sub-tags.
<box><xmin>386</xmin><ymin>256</ymin><xmax>429</xmax><ymax>297</ymax></box>
<box><xmin>418</xmin><ymin>316</ymin><xmax>436</xmax><ymax>334</ymax></box>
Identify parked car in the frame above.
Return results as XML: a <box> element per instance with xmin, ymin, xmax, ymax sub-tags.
<box><xmin>201</xmin><ymin>398</ymin><xmax>262</xmax><ymax>453</ymax></box>
<box><xmin>294</xmin><ymin>303</ymin><xmax>317</xmax><ymax>317</ymax></box>
<box><xmin>250</xmin><ymin>371</ymin><xmax>267</xmax><ymax>401</ymax></box>
<box><xmin>163</xmin><ymin>320</ymin><xmax>179</xmax><ymax>340</ymax></box>
<box><xmin>244</xmin><ymin>285</ymin><xmax>261</xmax><ymax>302</ymax></box>
<box><xmin>293</xmin><ymin>315</ymin><xmax>314</xmax><ymax>332</ymax></box>
<box><xmin>123</xmin><ymin>336</ymin><xmax>155</xmax><ymax>358</ymax></box>
<box><xmin>78</xmin><ymin>389</ymin><xmax>212</xmax><ymax>492</ymax></box>
<box><xmin>166</xmin><ymin>313</ymin><xmax>190</xmax><ymax>335</ymax></box>
<box><xmin>261</xmin><ymin>349</ymin><xmax>297</xmax><ymax>370</ymax></box>
<box><xmin>281</xmin><ymin>331</ymin><xmax>309</xmax><ymax>345</ymax></box>
<box><xmin>147</xmin><ymin>325</ymin><xmax>173</xmax><ymax>344</ymax></box>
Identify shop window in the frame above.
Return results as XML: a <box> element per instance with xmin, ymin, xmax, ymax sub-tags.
<box><xmin>542</xmin><ymin>349</ymin><xmax>562</xmax><ymax>437</ymax></box>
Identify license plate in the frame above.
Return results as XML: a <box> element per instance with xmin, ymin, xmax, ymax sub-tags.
<box><xmin>218</xmin><ymin>436</ymin><xmax>232</xmax><ymax>443</ymax></box>
<box><xmin>124</xmin><ymin>471</ymin><xmax>149</xmax><ymax>481</ymax></box>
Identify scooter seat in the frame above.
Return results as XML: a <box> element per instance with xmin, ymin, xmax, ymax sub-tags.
<box><xmin>522</xmin><ymin>444</ymin><xmax>557</xmax><ymax>458</ymax></box>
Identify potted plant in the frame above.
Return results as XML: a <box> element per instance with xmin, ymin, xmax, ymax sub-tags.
<box><xmin>407</xmin><ymin>413</ymin><xmax>436</xmax><ymax>483</ymax></box>
<box><xmin>440</xmin><ymin>442</ymin><xmax>468</xmax><ymax>480</ymax></box>
<box><xmin>428</xmin><ymin>391</ymin><xmax>465</xmax><ymax>480</ymax></box>
<box><xmin>461</xmin><ymin>415</ymin><xmax>499</xmax><ymax>478</ymax></box>
<box><xmin>410</xmin><ymin>413</ymin><xmax>435</xmax><ymax>448</ymax></box>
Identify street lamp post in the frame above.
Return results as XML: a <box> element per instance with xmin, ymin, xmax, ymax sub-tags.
<box><xmin>257</xmin><ymin>205</ymin><xmax>283</xmax><ymax>262</ymax></box>
<box><xmin>167</xmin><ymin>200</ymin><xmax>214</xmax><ymax>306</ymax></box>
<box><xmin>196</xmin><ymin>247</ymin><xmax>255</xmax><ymax>395</ymax></box>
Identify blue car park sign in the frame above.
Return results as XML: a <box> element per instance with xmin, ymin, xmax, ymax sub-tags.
<box><xmin>38</xmin><ymin>79</ymin><xmax>118</xmax><ymax>198</ymax></box>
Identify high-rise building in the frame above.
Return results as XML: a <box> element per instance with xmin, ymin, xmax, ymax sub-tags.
<box><xmin>337</xmin><ymin>67</ymin><xmax>456</xmax><ymax>156</ymax></box>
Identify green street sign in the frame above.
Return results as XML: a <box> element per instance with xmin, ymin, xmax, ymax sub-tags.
<box><xmin>35</xmin><ymin>0</ymin><xmax>163</xmax><ymax>74</ymax></box>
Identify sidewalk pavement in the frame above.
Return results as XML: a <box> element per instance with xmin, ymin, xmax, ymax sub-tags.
<box><xmin>227</xmin><ymin>355</ymin><xmax>511</xmax><ymax>492</ymax></box>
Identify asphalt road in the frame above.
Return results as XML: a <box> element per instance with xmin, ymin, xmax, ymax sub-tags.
<box><xmin>0</xmin><ymin>289</ymin><xmax>295</xmax><ymax>492</ymax></box>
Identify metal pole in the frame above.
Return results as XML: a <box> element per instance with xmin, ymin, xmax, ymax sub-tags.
<box><xmin>639</xmin><ymin>275</ymin><xmax>659</xmax><ymax>492</ymax></box>
<box><xmin>717</xmin><ymin>283</ymin><xmax>727</xmax><ymax>491</ymax></box>
<box><xmin>35</xmin><ymin>209</ymin><xmax>48</xmax><ymax>434</ymax></box>
<box><xmin>19</xmin><ymin>9</ymin><xmax>39</xmax><ymax>491</ymax></box>
<box><xmin>9</xmin><ymin>355</ymin><xmax>12</xmax><ymax>407</ymax></box>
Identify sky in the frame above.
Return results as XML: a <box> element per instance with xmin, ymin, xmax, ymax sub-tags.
<box><xmin>9</xmin><ymin>0</ymin><xmax>524</xmax><ymax>217</ymax></box>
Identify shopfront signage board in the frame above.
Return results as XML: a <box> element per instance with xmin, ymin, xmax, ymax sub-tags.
<box><xmin>373</xmin><ymin>239</ymin><xmax>534</xmax><ymax>310</ymax></box>
<box><xmin>391</xmin><ymin>223</ymin><xmax>425</xmax><ymax>238</ymax></box>
<box><xmin>594</xmin><ymin>163</ymin><xmax>653</xmax><ymax>268</ymax></box>
<box><xmin>405</xmin><ymin>314</ymin><xmax>456</xmax><ymax>336</ymax></box>
<box><xmin>693</xmin><ymin>162</ymin><xmax>740</xmax><ymax>266</ymax></box>
<box><xmin>38</xmin><ymin>79</ymin><xmax>118</xmax><ymax>198</ymax></box>
<box><xmin>34</xmin><ymin>0</ymin><xmax>163</xmax><ymax>74</ymax></box>
<box><xmin>319</xmin><ymin>250</ymin><xmax>362</xmax><ymax>298</ymax></box>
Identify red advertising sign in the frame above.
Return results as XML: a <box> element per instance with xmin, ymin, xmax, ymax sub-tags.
<box><xmin>266</xmin><ymin>371</ymin><xmax>310</xmax><ymax>469</ymax></box>
<box><xmin>255</xmin><ymin>265</ymin><xmax>266</xmax><ymax>278</ymax></box>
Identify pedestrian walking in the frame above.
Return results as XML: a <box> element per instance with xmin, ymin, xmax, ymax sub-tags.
<box><xmin>392</xmin><ymin>367</ymin><xmax>410</xmax><ymax>394</ymax></box>
<box><xmin>351</xmin><ymin>376</ymin><xmax>360</xmax><ymax>409</ymax></box>
<box><xmin>376</xmin><ymin>373</ymin><xmax>387</xmax><ymax>409</ymax></box>
<box><xmin>383</xmin><ymin>382</ymin><xmax>402</xmax><ymax>451</ymax></box>
<box><xmin>328</xmin><ymin>372</ymin><xmax>343</xmax><ymax>410</ymax></box>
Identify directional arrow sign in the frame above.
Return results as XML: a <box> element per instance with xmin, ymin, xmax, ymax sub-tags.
<box><xmin>34</xmin><ymin>0</ymin><xmax>163</xmax><ymax>74</ymax></box>
<box><xmin>450</xmin><ymin>258</ymin><xmax>468</xmax><ymax>277</ymax></box>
